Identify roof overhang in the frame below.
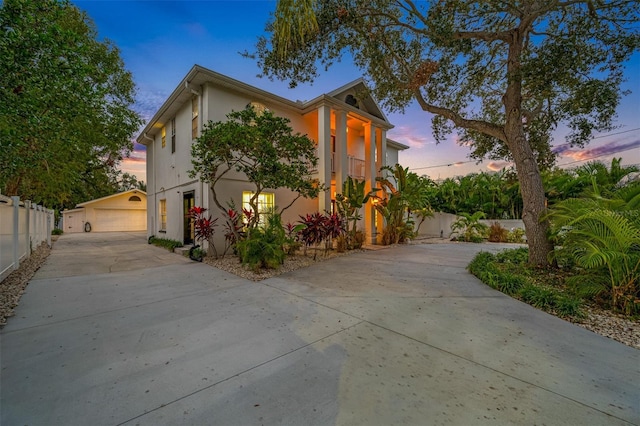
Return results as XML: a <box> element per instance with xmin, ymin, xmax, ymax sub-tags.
<box><xmin>136</xmin><ymin>65</ymin><xmax>395</xmax><ymax>145</ymax></box>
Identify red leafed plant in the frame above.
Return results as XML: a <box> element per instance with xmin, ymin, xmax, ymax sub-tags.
<box><xmin>189</xmin><ymin>206</ymin><xmax>218</xmax><ymax>258</ymax></box>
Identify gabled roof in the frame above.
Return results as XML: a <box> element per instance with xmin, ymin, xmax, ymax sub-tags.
<box><xmin>325</xmin><ymin>79</ymin><xmax>389</xmax><ymax>123</ymax></box>
<box><xmin>136</xmin><ymin>65</ymin><xmax>394</xmax><ymax>145</ymax></box>
<box><xmin>75</xmin><ymin>190</ymin><xmax>147</xmax><ymax>208</ymax></box>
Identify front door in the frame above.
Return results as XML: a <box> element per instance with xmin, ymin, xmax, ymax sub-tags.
<box><xmin>183</xmin><ymin>191</ymin><xmax>195</xmax><ymax>245</ymax></box>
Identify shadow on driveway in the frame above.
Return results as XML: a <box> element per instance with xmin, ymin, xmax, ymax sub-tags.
<box><xmin>1</xmin><ymin>234</ymin><xmax>638</xmax><ymax>425</ymax></box>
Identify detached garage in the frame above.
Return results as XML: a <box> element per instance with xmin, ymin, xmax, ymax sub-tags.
<box><xmin>62</xmin><ymin>190</ymin><xmax>147</xmax><ymax>233</ymax></box>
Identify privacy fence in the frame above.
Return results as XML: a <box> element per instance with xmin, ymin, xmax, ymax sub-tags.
<box><xmin>0</xmin><ymin>194</ymin><xmax>54</xmax><ymax>282</ymax></box>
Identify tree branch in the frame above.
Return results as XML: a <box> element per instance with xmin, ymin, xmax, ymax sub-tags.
<box><xmin>413</xmin><ymin>89</ymin><xmax>506</xmax><ymax>142</ymax></box>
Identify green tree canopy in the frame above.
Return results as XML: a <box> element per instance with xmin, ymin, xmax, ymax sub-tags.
<box><xmin>253</xmin><ymin>0</ymin><xmax>639</xmax><ymax>264</ymax></box>
<box><xmin>189</xmin><ymin>106</ymin><xmax>322</xmax><ymax>229</ymax></box>
<box><xmin>0</xmin><ymin>0</ymin><xmax>141</xmax><ymax>210</ymax></box>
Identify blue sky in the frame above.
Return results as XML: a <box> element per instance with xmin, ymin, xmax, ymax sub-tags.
<box><xmin>74</xmin><ymin>0</ymin><xmax>640</xmax><ymax>183</ymax></box>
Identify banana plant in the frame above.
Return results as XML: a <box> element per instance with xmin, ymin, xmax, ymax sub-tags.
<box><xmin>374</xmin><ymin>164</ymin><xmax>417</xmax><ymax>245</ymax></box>
<box><xmin>335</xmin><ymin>176</ymin><xmax>378</xmax><ymax>241</ymax></box>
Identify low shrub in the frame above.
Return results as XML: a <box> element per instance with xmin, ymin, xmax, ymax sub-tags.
<box><xmin>150</xmin><ymin>237</ymin><xmax>183</xmax><ymax>252</ymax></box>
<box><xmin>495</xmin><ymin>247</ymin><xmax>529</xmax><ymax>264</ymax></box>
<box><xmin>506</xmin><ymin>228</ymin><xmax>526</xmax><ymax>243</ymax></box>
<box><xmin>518</xmin><ymin>284</ymin><xmax>556</xmax><ymax>309</ymax></box>
<box><xmin>554</xmin><ymin>294</ymin><xmax>584</xmax><ymax>318</ymax></box>
<box><xmin>469</xmin><ymin>248</ymin><xmax>584</xmax><ymax>318</ymax></box>
<box><xmin>51</xmin><ymin>228</ymin><xmax>63</xmax><ymax>235</ymax></box>
<box><xmin>236</xmin><ymin>213</ymin><xmax>285</xmax><ymax>271</ymax></box>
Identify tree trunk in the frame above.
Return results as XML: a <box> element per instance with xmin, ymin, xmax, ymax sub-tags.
<box><xmin>503</xmin><ymin>27</ymin><xmax>553</xmax><ymax>266</ymax></box>
<box><xmin>507</xmin><ymin>132</ymin><xmax>554</xmax><ymax>265</ymax></box>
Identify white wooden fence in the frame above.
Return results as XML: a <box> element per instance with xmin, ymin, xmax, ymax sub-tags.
<box><xmin>0</xmin><ymin>194</ymin><xmax>54</xmax><ymax>281</ymax></box>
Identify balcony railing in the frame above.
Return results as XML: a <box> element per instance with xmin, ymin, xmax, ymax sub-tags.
<box><xmin>310</xmin><ymin>151</ymin><xmax>366</xmax><ymax>180</ymax></box>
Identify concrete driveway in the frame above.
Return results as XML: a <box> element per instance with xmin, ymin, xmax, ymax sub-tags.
<box><xmin>1</xmin><ymin>232</ymin><xmax>638</xmax><ymax>425</ymax></box>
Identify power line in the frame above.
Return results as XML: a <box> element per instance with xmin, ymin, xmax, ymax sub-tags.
<box><xmin>406</xmin><ymin>127</ymin><xmax>640</xmax><ymax>172</ymax></box>
<box><xmin>410</xmin><ymin>159</ymin><xmax>477</xmax><ymax>171</ymax></box>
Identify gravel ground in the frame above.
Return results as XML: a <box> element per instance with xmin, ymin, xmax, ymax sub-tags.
<box><xmin>0</xmin><ymin>240</ymin><xmax>52</xmax><ymax>326</ymax></box>
<box><xmin>1</xmin><ymin>239</ymin><xmax>637</xmax><ymax>350</ymax></box>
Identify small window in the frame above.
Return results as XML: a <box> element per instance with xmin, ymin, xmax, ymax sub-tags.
<box><xmin>192</xmin><ymin>96</ymin><xmax>199</xmax><ymax>139</ymax></box>
<box><xmin>128</xmin><ymin>196</ymin><xmax>142</xmax><ymax>202</ymax></box>
<box><xmin>161</xmin><ymin>126</ymin><xmax>166</xmax><ymax>148</ymax></box>
<box><xmin>159</xmin><ymin>199</ymin><xmax>167</xmax><ymax>231</ymax></box>
<box><xmin>171</xmin><ymin>117</ymin><xmax>176</xmax><ymax>153</ymax></box>
<box><xmin>242</xmin><ymin>192</ymin><xmax>274</xmax><ymax>226</ymax></box>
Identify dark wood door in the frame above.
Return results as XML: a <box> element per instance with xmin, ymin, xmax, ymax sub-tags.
<box><xmin>183</xmin><ymin>191</ymin><xmax>195</xmax><ymax>244</ymax></box>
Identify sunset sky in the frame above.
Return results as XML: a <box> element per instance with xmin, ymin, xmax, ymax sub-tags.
<box><xmin>74</xmin><ymin>0</ymin><xmax>640</xmax><ymax>184</ymax></box>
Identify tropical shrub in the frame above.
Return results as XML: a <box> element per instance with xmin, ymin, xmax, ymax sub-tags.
<box><xmin>450</xmin><ymin>212</ymin><xmax>488</xmax><ymax>242</ymax></box>
<box><xmin>189</xmin><ymin>206</ymin><xmax>218</xmax><ymax>258</ymax></box>
<box><xmin>336</xmin><ymin>176</ymin><xmax>377</xmax><ymax>249</ymax></box>
<box><xmin>297</xmin><ymin>212</ymin><xmax>345</xmax><ymax>258</ymax></box>
<box><xmin>236</xmin><ymin>212</ymin><xmax>285</xmax><ymax>271</ymax></box>
<box><xmin>283</xmin><ymin>222</ymin><xmax>305</xmax><ymax>254</ymax></box>
<box><xmin>51</xmin><ymin>228</ymin><xmax>63</xmax><ymax>235</ymax></box>
<box><xmin>548</xmin><ymin>182</ymin><xmax>640</xmax><ymax>314</ymax></box>
<box><xmin>507</xmin><ymin>228</ymin><xmax>526</xmax><ymax>243</ymax></box>
<box><xmin>374</xmin><ymin>165</ymin><xmax>419</xmax><ymax>245</ymax></box>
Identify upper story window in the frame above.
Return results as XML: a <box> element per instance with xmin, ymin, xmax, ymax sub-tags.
<box><xmin>192</xmin><ymin>96</ymin><xmax>199</xmax><ymax>139</ymax></box>
<box><xmin>171</xmin><ymin>117</ymin><xmax>176</xmax><ymax>153</ymax></box>
<box><xmin>161</xmin><ymin>126</ymin><xmax>166</xmax><ymax>148</ymax></box>
<box><xmin>128</xmin><ymin>196</ymin><xmax>142</xmax><ymax>202</ymax></box>
<box><xmin>249</xmin><ymin>101</ymin><xmax>268</xmax><ymax>116</ymax></box>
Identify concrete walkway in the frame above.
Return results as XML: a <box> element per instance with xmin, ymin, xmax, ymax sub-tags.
<box><xmin>1</xmin><ymin>232</ymin><xmax>638</xmax><ymax>425</ymax></box>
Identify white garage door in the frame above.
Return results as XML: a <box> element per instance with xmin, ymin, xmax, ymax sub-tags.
<box><xmin>94</xmin><ymin>209</ymin><xmax>146</xmax><ymax>232</ymax></box>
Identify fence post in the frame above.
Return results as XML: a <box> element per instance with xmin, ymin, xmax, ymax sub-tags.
<box><xmin>12</xmin><ymin>196</ymin><xmax>20</xmax><ymax>270</ymax></box>
<box><xmin>25</xmin><ymin>200</ymin><xmax>32</xmax><ymax>257</ymax></box>
<box><xmin>47</xmin><ymin>209</ymin><xmax>52</xmax><ymax>247</ymax></box>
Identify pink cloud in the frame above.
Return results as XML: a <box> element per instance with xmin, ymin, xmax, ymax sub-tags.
<box><xmin>388</xmin><ymin>126</ymin><xmax>433</xmax><ymax>149</ymax></box>
<box><xmin>553</xmin><ymin>139</ymin><xmax>640</xmax><ymax>162</ymax></box>
<box><xmin>487</xmin><ymin>161</ymin><xmax>512</xmax><ymax>171</ymax></box>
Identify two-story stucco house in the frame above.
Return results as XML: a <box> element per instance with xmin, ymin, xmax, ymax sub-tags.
<box><xmin>137</xmin><ymin>65</ymin><xmax>408</xmax><ymax>250</ymax></box>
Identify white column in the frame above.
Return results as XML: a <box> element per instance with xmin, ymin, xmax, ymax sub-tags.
<box><xmin>317</xmin><ymin>106</ymin><xmax>332</xmax><ymax>212</ymax></box>
<box><xmin>364</xmin><ymin>124</ymin><xmax>377</xmax><ymax>244</ymax></box>
<box><xmin>377</xmin><ymin>128</ymin><xmax>387</xmax><ymax>173</ymax></box>
<box><xmin>376</xmin><ymin>128</ymin><xmax>387</xmax><ymax>239</ymax></box>
<box><xmin>334</xmin><ymin>110</ymin><xmax>348</xmax><ymax>196</ymax></box>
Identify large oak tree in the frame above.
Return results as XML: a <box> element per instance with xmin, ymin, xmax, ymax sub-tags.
<box><xmin>252</xmin><ymin>0</ymin><xmax>639</xmax><ymax>265</ymax></box>
<box><xmin>0</xmin><ymin>0</ymin><xmax>141</xmax><ymax>210</ymax></box>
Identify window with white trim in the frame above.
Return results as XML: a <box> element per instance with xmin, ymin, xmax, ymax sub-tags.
<box><xmin>242</xmin><ymin>192</ymin><xmax>275</xmax><ymax>225</ymax></box>
<box><xmin>159</xmin><ymin>199</ymin><xmax>167</xmax><ymax>231</ymax></box>
<box><xmin>171</xmin><ymin>117</ymin><xmax>176</xmax><ymax>153</ymax></box>
<box><xmin>191</xmin><ymin>96</ymin><xmax>199</xmax><ymax>139</ymax></box>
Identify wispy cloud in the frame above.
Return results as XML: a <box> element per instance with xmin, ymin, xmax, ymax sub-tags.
<box><xmin>553</xmin><ymin>139</ymin><xmax>640</xmax><ymax>162</ymax></box>
<box><xmin>388</xmin><ymin>126</ymin><xmax>434</xmax><ymax>149</ymax></box>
